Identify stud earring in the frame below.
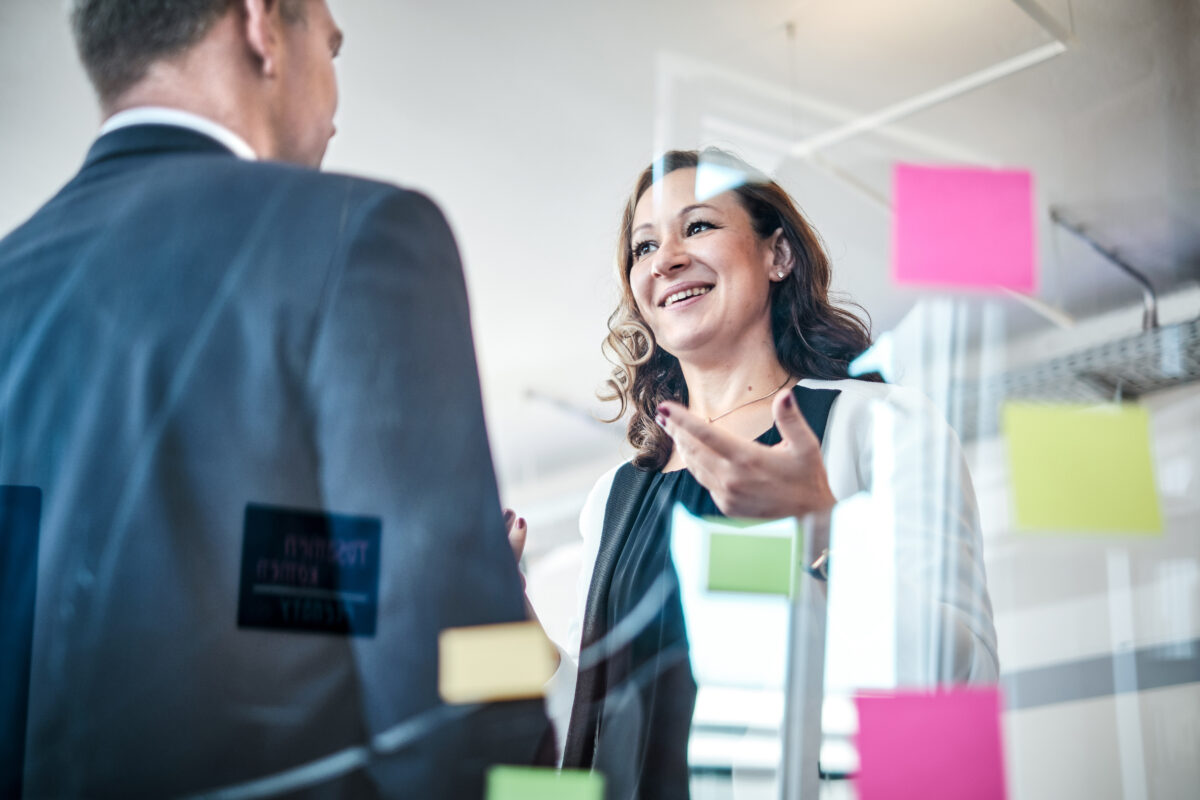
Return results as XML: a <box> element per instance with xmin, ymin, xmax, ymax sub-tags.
<box><xmin>776</xmin><ymin>270</ymin><xmax>786</xmax><ymax>279</ymax></box>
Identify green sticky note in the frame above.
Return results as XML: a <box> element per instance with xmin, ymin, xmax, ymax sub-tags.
<box><xmin>706</xmin><ymin>529</ymin><xmax>796</xmax><ymax>595</ymax></box>
<box><xmin>486</xmin><ymin>766</ymin><xmax>603</xmax><ymax>800</ymax></box>
<box><xmin>1003</xmin><ymin>402</ymin><xmax>1162</xmax><ymax>534</ymax></box>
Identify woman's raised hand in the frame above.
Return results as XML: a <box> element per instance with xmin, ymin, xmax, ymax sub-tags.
<box><xmin>656</xmin><ymin>389</ymin><xmax>837</xmax><ymax>520</ymax></box>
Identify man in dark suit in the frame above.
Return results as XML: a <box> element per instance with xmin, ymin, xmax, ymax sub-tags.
<box><xmin>0</xmin><ymin>1</ymin><xmax>551</xmax><ymax>796</ymax></box>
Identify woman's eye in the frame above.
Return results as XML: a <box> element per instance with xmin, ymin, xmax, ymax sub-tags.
<box><xmin>632</xmin><ymin>241</ymin><xmax>657</xmax><ymax>259</ymax></box>
<box><xmin>686</xmin><ymin>220</ymin><xmax>715</xmax><ymax>236</ymax></box>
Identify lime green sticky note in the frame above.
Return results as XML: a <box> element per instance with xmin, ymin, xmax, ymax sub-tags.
<box><xmin>486</xmin><ymin>766</ymin><xmax>604</xmax><ymax>800</ymax></box>
<box><xmin>1003</xmin><ymin>402</ymin><xmax>1162</xmax><ymax>534</ymax></box>
<box><xmin>706</xmin><ymin>529</ymin><xmax>796</xmax><ymax>595</ymax></box>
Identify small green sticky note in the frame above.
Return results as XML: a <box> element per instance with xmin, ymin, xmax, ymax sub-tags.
<box><xmin>486</xmin><ymin>766</ymin><xmax>603</xmax><ymax>800</ymax></box>
<box><xmin>1003</xmin><ymin>402</ymin><xmax>1163</xmax><ymax>534</ymax></box>
<box><xmin>706</xmin><ymin>530</ymin><xmax>795</xmax><ymax>595</ymax></box>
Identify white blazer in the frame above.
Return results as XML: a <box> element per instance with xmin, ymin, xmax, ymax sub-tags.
<box><xmin>544</xmin><ymin>378</ymin><xmax>1000</xmax><ymax>754</ymax></box>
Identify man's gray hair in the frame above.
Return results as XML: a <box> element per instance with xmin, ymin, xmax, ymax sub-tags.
<box><xmin>71</xmin><ymin>0</ymin><xmax>306</xmax><ymax>106</ymax></box>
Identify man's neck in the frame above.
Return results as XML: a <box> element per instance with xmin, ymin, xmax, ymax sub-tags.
<box><xmin>99</xmin><ymin>106</ymin><xmax>260</xmax><ymax>160</ymax></box>
<box><xmin>106</xmin><ymin>81</ymin><xmax>271</xmax><ymax>156</ymax></box>
<box><xmin>102</xmin><ymin>16</ymin><xmax>276</xmax><ymax>161</ymax></box>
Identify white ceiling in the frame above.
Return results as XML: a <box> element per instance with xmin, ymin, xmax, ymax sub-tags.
<box><xmin>1</xmin><ymin>0</ymin><xmax>1196</xmax><ymax>542</ymax></box>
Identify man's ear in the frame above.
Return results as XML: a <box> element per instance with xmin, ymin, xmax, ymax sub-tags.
<box><xmin>767</xmin><ymin>228</ymin><xmax>795</xmax><ymax>279</ymax></box>
<box><xmin>243</xmin><ymin>0</ymin><xmax>279</xmax><ymax>77</ymax></box>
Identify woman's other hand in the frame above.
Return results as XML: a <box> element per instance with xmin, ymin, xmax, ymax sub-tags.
<box><xmin>504</xmin><ymin>508</ymin><xmax>527</xmax><ymax>560</ymax></box>
<box><xmin>656</xmin><ymin>389</ymin><xmax>836</xmax><ymax>520</ymax></box>
<box><xmin>503</xmin><ymin>508</ymin><xmax>528</xmax><ymax>590</ymax></box>
<box><xmin>503</xmin><ymin>508</ymin><xmax>560</xmax><ymax>666</ymax></box>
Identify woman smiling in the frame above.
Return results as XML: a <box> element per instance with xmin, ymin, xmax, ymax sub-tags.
<box><xmin>517</xmin><ymin>149</ymin><xmax>998</xmax><ymax>798</ymax></box>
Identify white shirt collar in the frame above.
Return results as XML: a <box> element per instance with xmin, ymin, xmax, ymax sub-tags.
<box><xmin>99</xmin><ymin>107</ymin><xmax>258</xmax><ymax>161</ymax></box>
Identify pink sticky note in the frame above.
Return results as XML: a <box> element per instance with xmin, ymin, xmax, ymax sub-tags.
<box><xmin>855</xmin><ymin>688</ymin><xmax>1007</xmax><ymax>800</ymax></box>
<box><xmin>893</xmin><ymin>164</ymin><xmax>1036</xmax><ymax>292</ymax></box>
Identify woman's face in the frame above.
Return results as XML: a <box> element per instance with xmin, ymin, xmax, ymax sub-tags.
<box><xmin>628</xmin><ymin>168</ymin><xmax>785</xmax><ymax>361</ymax></box>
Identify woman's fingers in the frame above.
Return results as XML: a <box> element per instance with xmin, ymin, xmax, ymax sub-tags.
<box><xmin>657</xmin><ymin>401</ymin><xmax>764</xmax><ymax>514</ymax></box>
<box><xmin>657</xmin><ymin>401</ymin><xmax>742</xmax><ymax>460</ymax></box>
<box><xmin>503</xmin><ymin>508</ymin><xmax>526</xmax><ymax>562</ymax></box>
<box><xmin>657</xmin><ymin>401</ymin><xmax>741</xmax><ymax>489</ymax></box>
<box><xmin>771</xmin><ymin>391</ymin><xmax>835</xmax><ymax>512</ymax></box>
<box><xmin>771</xmin><ymin>388</ymin><xmax>818</xmax><ymax>450</ymax></box>
<box><xmin>658</xmin><ymin>396</ymin><xmax>836</xmax><ymax>519</ymax></box>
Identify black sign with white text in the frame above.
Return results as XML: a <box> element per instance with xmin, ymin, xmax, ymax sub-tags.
<box><xmin>237</xmin><ymin>503</ymin><xmax>381</xmax><ymax>637</ymax></box>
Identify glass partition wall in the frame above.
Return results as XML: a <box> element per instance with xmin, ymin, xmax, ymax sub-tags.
<box><xmin>2</xmin><ymin>1</ymin><xmax>1197</xmax><ymax>798</ymax></box>
<box><xmin>549</xmin><ymin>1</ymin><xmax>1199</xmax><ymax>797</ymax></box>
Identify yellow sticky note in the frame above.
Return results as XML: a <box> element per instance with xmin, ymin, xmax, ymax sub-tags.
<box><xmin>438</xmin><ymin>621</ymin><xmax>557</xmax><ymax>704</ymax></box>
<box><xmin>1003</xmin><ymin>402</ymin><xmax>1162</xmax><ymax>534</ymax></box>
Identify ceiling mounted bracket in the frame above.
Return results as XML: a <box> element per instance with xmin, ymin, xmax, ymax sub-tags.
<box><xmin>1011</xmin><ymin>0</ymin><xmax>1076</xmax><ymax>46</ymax></box>
<box><xmin>1049</xmin><ymin>207</ymin><xmax>1160</xmax><ymax>331</ymax></box>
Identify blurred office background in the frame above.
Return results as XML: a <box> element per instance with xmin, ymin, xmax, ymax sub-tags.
<box><xmin>1</xmin><ymin>0</ymin><xmax>1197</xmax><ymax>797</ymax></box>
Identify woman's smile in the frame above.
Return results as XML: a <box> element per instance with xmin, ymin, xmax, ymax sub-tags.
<box><xmin>660</xmin><ymin>283</ymin><xmax>713</xmax><ymax>309</ymax></box>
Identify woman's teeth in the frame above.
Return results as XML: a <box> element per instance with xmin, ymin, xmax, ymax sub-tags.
<box><xmin>664</xmin><ymin>286</ymin><xmax>712</xmax><ymax>307</ymax></box>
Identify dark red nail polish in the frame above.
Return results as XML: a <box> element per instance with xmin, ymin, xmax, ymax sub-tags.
<box><xmin>782</xmin><ymin>392</ymin><xmax>794</xmax><ymax>410</ymax></box>
<box><xmin>657</xmin><ymin>404</ymin><xmax>670</xmax><ymax>418</ymax></box>
<box><xmin>518</xmin><ymin>517</ymin><xmax>526</xmax><ymax>529</ymax></box>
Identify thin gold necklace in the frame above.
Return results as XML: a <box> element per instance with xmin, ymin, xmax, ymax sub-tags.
<box><xmin>706</xmin><ymin>375</ymin><xmax>793</xmax><ymax>423</ymax></box>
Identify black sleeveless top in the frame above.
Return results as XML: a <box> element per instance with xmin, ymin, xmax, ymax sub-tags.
<box><xmin>564</xmin><ymin>386</ymin><xmax>840</xmax><ymax>799</ymax></box>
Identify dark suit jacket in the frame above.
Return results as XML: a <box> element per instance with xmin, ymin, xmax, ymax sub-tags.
<box><xmin>0</xmin><ymin>124</ymin><xmax>550</xmax><ymax>798</ymax></box>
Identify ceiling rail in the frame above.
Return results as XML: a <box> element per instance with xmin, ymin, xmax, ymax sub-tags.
<box><xmin>1050</xmin><ymin>208</ymin><xmax>1160</xmax><ymax>331</ymax></box>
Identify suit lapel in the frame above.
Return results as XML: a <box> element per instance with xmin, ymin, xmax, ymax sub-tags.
<box><xmin>562</xmin><ymin>462</ymin><xmax>653</xmax><ymax>767</ymax></box>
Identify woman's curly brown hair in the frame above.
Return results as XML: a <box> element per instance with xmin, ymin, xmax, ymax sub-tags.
<box><xmin>601</xmin><ymin>149</ymin><xmax>882</xmax><ymax>470</ymax></box>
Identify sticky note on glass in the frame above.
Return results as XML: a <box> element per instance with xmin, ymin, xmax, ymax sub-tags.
<box><xmin>855</xmin><ymin>688</ymin><xmax>1007</xmax><ymax>800</ymax></box>
<box><xmin>486</xmin><ymin>766</ymin><xmax>604</xmax><ymax>800</ymax></box>
<box><xmin>1004</xmin><ymin>402</ymin><xmax>1162</xmax><ymax>534</ymax></box>
<box><xmin>438</xmin><ymin>621</ymin><xmax>557</xmax><ymax>704</ymax></box>
<box><xmin>893</xmin><ymin>164</ymin><xmax>1036</xmax><ymax>292</ymax></box>
<box><xmin>706</xmin><ymin>526</ymin><xmax>796</xmax><ymax>595</ymax></box>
